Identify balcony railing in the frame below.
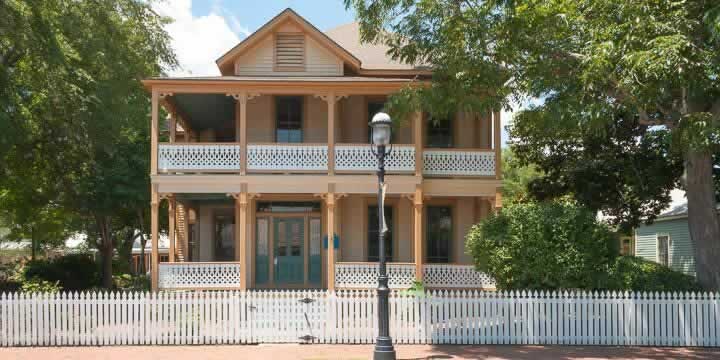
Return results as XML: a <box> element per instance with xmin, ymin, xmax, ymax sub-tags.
<box><xmin>158</xmin><ymin>262</ymin><xmax>242</xmax><ymax>290</ymax></box>
<box><xmin>422</xmin><ymin>264</ymin><xmax>496</xmax><ymax>289</ymax></box>
<box><xmin>247</xmin><ymin>143</ymin><xmax>328</xmax><ymax>172</ymax></box>
<box><xmin>158</xmin><ymin>143</ymin><xmax>241</xmax><ymax>172</ymax></box>
<box><xmin>423</xmin><ymin>149</ymin><xmax>496</xmax><ymax>176</ymax></box>
<box><xmin>335</xmin><ymin>262</ymin><xmax>416</xmax><ymax>289</ymax></box>
<box><xmin>335</xmin><ymin>144</ymin><xmax>415</xmax><ymax>173</ymax></box>
<box><xmin>157</xmin><ymin>143</ymin><xmax>497</xmax><ymax>177</ymax></box>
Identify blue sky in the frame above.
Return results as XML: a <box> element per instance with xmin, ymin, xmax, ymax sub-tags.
<box><xmin>191</xmin><ymin>0</ymin><xmax>357</xmax><ymax>32</ymax></box>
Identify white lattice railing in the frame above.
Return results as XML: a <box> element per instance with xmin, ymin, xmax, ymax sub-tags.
<box><xmin>335</xmin><ymin>262</ymin><xmax>416</xmax><ymax>289</ymax></box>
<box><xmin>423</xmin><ymin>264</ymin><xmax>496</xmax><ymax>289</ymax></box>
<box><xmin>423</xmin><ymin>149</ymin><xmax>495</xmax><ymax>176</ymax></box>
<box><xmin>158</xmin><ymin>262</ymin><xmax>242</xmax><ymax>289</ymax></box>
<box><xmin>247</xmin><ymin>144</ymin><xmax>328</xmax><ymax>171</ymax></box>
<box><xmin>335</xmin><ymin>144</ymin><xmax>415</xmax><ymax>172</ymax></box>
<box><xmin>158</xmin><ymin>143</ymin><xmax>241</xmax><ymax>172</ymax></box>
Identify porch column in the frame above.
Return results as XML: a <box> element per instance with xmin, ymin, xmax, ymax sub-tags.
<box><xmin>233</xmin><ymin>188</ymin><xmax>249</xmax><ymax>290</ymax></box>
<box><xmin>168</xmin><ymin>195</ymin><xmax>176</xmax><ymax>262</ymax></box>
<box><xmin>413</xmin><ymin>111</ymin><xmax>423</xmax><ymax>177</ymax></box>
<box><xmin>494</xmin><ymin>110</ymin><xmax>502</xmax><ymax>180</ymax></box>
<box><xmin>228</xmin><ymin>92</ymin><xmax>249</xmax><ymax>175</ymax></box>
<box><xmin>413</xmin><ymin>185</ymin><xmax>424</xmax><ymax>280</ymax></box>
<box><xmin>151</xmin><ymin>90</ymin><xmax>159</xmax><ymax>176</ymax></box>
<box><xmin>169</xmin><ymin>111</ymin><xmax>177</xmax><ymax>142</ymax></box>
<box><xmin>325</xmin><ymin>191</ymin><xmax>336</xmax><ymax>290</ymax></box>
<box><xmin>150</xmin><ymin>186</ymin><xmax>159</xmax><ymax>291</ymax></box>
<box><xmin>327</xmin><ymin>92</ymin><xmax>336</xmax><ymax>175</ymax></box>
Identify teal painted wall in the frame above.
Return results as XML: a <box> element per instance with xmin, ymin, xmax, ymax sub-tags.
<box><xmin>635</xmin><ymin>218</ymin><xmax>695</xmax><ymax>276</ymax></box>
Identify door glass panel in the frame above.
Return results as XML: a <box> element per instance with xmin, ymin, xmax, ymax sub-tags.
<box><xmin>309</xmin><ymin>217</ymin><xmax>321</xmax><ymax>284</ymax></box>
<box><xmin>274</xmin><ymin>217</ymin><xmax>304</xmax><ymax>284</ymax></box>
<box><xmin>255</xmin><ymin>217</ymin><xmax>269</xmax><ymax>285</ymax></box>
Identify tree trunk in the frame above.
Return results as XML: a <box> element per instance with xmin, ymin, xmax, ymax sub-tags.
<box><xmin>30</xmin><ymin>226</ymin><xmax>36</xmax><ymax>261</ymax></box>
<box><xmin>685</xmin><ymin>150</ymin><xmax>720</xmax><ymax>290</ymax></box>
<box><xmin>137</xmin><ymin>209</ymin><xmax>147</xmax><ymax>275</ymax></box>
<box><xmin>96</xmin><ymin>215</ymin><xmax>114</xmax><ymax>289</ymax></box>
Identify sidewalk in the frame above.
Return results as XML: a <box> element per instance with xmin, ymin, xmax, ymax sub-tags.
<box><xmin>2</xmin><ymin>345</ymin><xmax>719</xmax><ymax>360</ymax></box>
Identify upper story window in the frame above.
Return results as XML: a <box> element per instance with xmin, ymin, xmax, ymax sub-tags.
<box><xmin>274</xmin><ymin>33</ymin><xmax>305</xmax><ymax>71</ymax></box>
<box><xmin>426</xmin><ymin>113</ymin><xmax>454</xmax><ymax>148</ymax></box>
<box><xmin>426</xmin><ymin>206</ymin><xmax>452</xmax><ymax>263</ymax></box>
<box><xmin>276</xmin><ymin>96</ymin><xmax>303</xmax><ymax>143</ymax></box>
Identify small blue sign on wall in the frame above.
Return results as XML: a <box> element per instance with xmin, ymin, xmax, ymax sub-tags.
<box><xmin>323</xmin><ymin>234</ymin><xmax>340</xmax><ymax>249</ymax></box>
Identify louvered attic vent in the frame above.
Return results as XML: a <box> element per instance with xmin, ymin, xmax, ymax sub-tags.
<box><xmin>275</xmin><ymin>33</ymin><xmax>305</xmax><ymax>71</ymax></box>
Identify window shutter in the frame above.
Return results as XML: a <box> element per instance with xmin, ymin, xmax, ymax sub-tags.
<box><xmin>275</xmin><ymin>33</ymin><xmax>305</xmax><ymax>71</ymax></box>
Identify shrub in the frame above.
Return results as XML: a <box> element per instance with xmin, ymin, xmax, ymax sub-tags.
<box><xmin>22</xmin><ymin>254</ymin><xmax>99</xmax><ymax>291</ymax></box>
<box><xmin>113</xmin><ymin>274</ymin><xmax>150</xmax><ymax>291</ymax></box>
<box><xmin>21</xmin><ymin>277</ymin><xmax>62</xmax><ymax>293</ymax></box>
<box><xmin>466</xmin><ymin>201</ymin><xmax>618</xmax><ymax>290</ymax></box>
<box><xmin>608</xmin><ymin>256</ymin><xmax>702</xmax><ymax>292</ymax></box>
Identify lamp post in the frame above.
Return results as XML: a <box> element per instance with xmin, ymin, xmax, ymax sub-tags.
<box><xmin>370</xmin><ymin>112</ymin><xmax>396</xmax><ymax>360</ymax></box>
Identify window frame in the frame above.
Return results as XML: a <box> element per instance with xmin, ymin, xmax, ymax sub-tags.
<box><xmin>425</xmin><ymin>113</ymin><xmax>455</xmax><ymax>148</ymax></box>
<box><xmin>425</xmin><ymin>205</ymin><xmax>453</xmax><ymax>263</ymax></box>
<box><xmin>366</xmin><ymin>100</ymin><xmax>386</xmax><ymax>143</ymax></box>
<box><xmin>275</xmin><ymin>96</ymin><xmax>304</xmax><ymax>143</ymax></box>
<box><xmin>367</xmin><ymin>204</ymin><xmax>394</xmax><ymax>262</ymax></box>
<box><xmin>657</xmin><ymin>233</ymin><xmax>670</xmax><ymax>266</ymax></box>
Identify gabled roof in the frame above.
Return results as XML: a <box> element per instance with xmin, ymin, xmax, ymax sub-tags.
<box><xmin>215</xmin><ymin>8</ymin><xmax>361</xmax><ymax>75</ymax></box>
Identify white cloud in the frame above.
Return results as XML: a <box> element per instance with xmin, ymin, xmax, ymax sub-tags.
<box><xmin>153</xmin><ymin>0</ymin><xmax>245</xmax><ymax>76</ymax></box>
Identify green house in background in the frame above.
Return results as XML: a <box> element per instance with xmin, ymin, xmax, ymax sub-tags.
<box><xmin>634</xmin><ymin>203</ymin><xmax>697</xmax><ymax>276</ymax></box>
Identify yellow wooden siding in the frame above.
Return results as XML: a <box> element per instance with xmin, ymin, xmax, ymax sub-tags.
<box><xmin>234</xmin><ymin>34</ymin><xmax>343</xmax><ymax>76</ymax></box>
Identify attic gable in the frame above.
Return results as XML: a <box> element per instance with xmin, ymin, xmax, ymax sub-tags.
<box><xmin>216</xmin><ymin>9</ymin><xmax>360</xmax><ymax>76</ymax></box>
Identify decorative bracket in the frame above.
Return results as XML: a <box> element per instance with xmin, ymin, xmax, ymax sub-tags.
<box><xmin>226</xmin><ymin>92</ymin><xmax>261</xmax><ymax>104</ymax></box>
<box><xmin>313</xmin><ymin>93</ymin><xmax>348</xmax><ymax>103</ymax></box>
<box><xmin>159</xmin><ymin>92</ymin><xmax>174</xmax><ymax>100</ymax></box>
<box><xmin>158</xmin><ymin>193</ymin><xmax>174</xmax><ymax>201</ymax></box>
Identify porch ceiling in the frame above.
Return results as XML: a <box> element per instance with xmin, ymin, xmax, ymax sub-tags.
<box><xmin>173</xmin><ymin>93</ymin><xmax>235</xmax><ymax>131</ymax></box>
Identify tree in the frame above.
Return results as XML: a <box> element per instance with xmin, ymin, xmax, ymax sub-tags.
<box><xmin>466</xmin><ymin>201</ymin><xmax>619</xmax><ymax>290</ymax></box>
<box><xmin>500</xmin><ymin>148</ymin><xmax>542</xmax><ymax>204</ymax></box>
<box><xmin>347</xmin><ymin>0</ymin><xmax>720</xmax><ymax>289</ymax></box>
<box><xmin>0</xmin><ymin>0</ymin><xmax>176</xmax><ymax>287</ymax></box>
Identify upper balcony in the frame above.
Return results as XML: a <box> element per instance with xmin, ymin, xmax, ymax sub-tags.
<box><xmin>151</xmin><ymin>91</ymin><xmax>502</xmax><ymax>180</ymax></box>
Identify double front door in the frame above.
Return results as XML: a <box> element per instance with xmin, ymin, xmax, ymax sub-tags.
<box><xmin>256</xmin><ymin>214</ymin><xmax>322</xmax><ymax>287</ymax></box>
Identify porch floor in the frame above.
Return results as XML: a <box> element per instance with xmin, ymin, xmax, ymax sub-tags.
<box><xmin>3</xmin><ymin>345</ymin><xmax>717</xmax><ymax>360</ymax></box>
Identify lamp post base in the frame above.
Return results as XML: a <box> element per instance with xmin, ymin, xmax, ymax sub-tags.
<box><xmin>373</xmin><ymin>337</ymin><xmax>396</xmax><ymax>360</ymax></box>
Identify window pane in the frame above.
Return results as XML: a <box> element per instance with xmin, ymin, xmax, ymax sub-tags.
<box><xmin>426</xmin><ymin>114</ymin><xmax>454</xmax><ymax>148</ymax></box>
<box><xmin>426</xmin><ymin>206</ymin><xmax>452</xmax><ymax>263</ymax></box>
<box><xmin>658</xmin><ymin>235</ymin><xmax>669</xmax><ymax>266</ymax></box>
<box><xmin>276</xmin><ymin>96</ymin><xmax>302</xmax><ymax>143</ymax></box>
<box><xmin>368</xmin><ymin>205</ymin><xmax>393</xmax><ymax>262</ymax></box>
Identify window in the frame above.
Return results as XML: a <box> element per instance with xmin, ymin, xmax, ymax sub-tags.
<box><xmin>657</xmin><ymin>234</ymin><xmax>670</xmax><ymax>266</ymax></box>
<box><xmin>620</xmin><ymin>237</ymin><xmax>634</xmax><ymax>255</ymax></box>
<box><xmin>426</xmin><ymin>206</ymin><xmax>452</xmax><ymax>263</ymax></box>
<box><xmin>367</xmin><ymin>101</ymin><xmax>385</xmax><ymax>143</ymax></box>
<box><xmin>276</xmin><ymin>96</ymin><xmax>303</xmax><ymax>143</ymax></box>
<box><xmin>274</xmin><ymin>33</ymin><xmax>305</xmax><ymax>71</ymax></box>
<box><xmin>426</xmin><ymin>113</ymin><xmax>454</xmax><ymax>148</ymax></box>
<box><xmin>368</xmin><ymin>205</ymin><xmax>393</xmax><ymax>262</ymax></box>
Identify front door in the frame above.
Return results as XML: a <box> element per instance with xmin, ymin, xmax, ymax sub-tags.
<box><xmin>274</xmin><ymin>217</ymin><xmax>304</xmax><ymax>284</ymax></box>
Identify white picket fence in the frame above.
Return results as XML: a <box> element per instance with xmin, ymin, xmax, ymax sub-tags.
<box><xmin>1</xmin><ymin>290</ymin><xmax>719</xmax><ymax>347</ymax></box>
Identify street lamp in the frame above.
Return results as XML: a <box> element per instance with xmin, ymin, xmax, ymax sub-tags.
<box><xmin>369</xmin><ymin>112</ymin><xmax>396</xmax><ymax>360</ymax></box>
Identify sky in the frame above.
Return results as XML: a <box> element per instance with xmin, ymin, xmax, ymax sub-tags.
<box><xmin>152</xmin><ymin>0</ymin><xmax>686</xmax><ymax>211</ymax></box>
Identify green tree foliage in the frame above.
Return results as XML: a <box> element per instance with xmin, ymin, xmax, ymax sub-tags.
<box><xmin>501</xmin><ymin>148</ymin><xmax>542</xmax><ymax>203</ymax></box>
<box><xmin>347</xmin><ymin>0</ymin><xmax>720</xmax><ymax>289</ymax></box>
<box><xmin>466</xmin><ymin>201</ymin><xmax>618</xmax><ymax>290</ymax></box>
<box><xmin>466</xmin><ymin>201</ymin><xmax>700</xmax><ymax>291</ymax></box>
<box><xmin>0</xmin><ymin>0</ymin><xmax>176</xmax><ymax>287</ymax></box>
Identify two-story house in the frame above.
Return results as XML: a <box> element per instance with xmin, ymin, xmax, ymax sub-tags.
<box><xmin>142</xmin><ymin>9</ymin><xmax>501</xmax><ymax>292</ymax></box>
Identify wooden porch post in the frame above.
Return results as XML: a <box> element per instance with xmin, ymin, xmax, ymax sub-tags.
<box><xmin>325</xmin><ymin>190</ymin><xmax>336</xmax><ymax>290</ymax></box>
<box><xmin>151</xmin><ymin>90</ymin><xmax>159</xmax><ymax>176</ymax></box>
<box><xmin>494</xmin><ymin>110</ymin><xmax>502</xmax><ymax>180</ymax></box>
<box><xmin>169</xmin><ymin>112</ymin><xmax>177</xmax><ymax>142</ymax></box>
<box><xmin>327</xmin><ymin>92</ymin><xmax>336</xmax><ymax>175</ymax></box>
<box><xmin>413</xmin><ymin>185</ymin><xmax>424</xmax><ymax>280</ymax></box>
<box><xmin>228</xmin><ymin>92</ymin><xmax>249</xmax><ymax>174</ymax></box>
<box><xmin>414</xmin><ymin>111</ymin><xmax>423</xmax><ymax>177</ymax></box>
<box><xmin>168</xmin><ymin>196</ymin><xmax>176</xmax><ymax>262</ymax></box>
<box><xmin>233</xmin><ymin>187</ymin><xmax>249</xmax><ymax>290</ymax></box>
<box><xmin>150</xmin><ymin>186</ymin><xmax>159</xmax><ymax>291</ymax></box>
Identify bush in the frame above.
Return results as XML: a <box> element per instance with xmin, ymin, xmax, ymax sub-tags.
<box><xmin>113</xmin><ymin>274</ymin><xmax>150</xmax><ymax>291</ymax></box>
<box><xmin>608</xmin><ymin>256</ymin><xmax>702</xmax><ymax>292</ymax></box>
<box><xmin>21</xmin><ymin>277</ymin><xmax>62</xmax><ymax>293</ymax></box>
<box><xmin>22</xmin><ymin>254</ymin><xmax>99</xmax><ymax>291</ymax></box>
<box><xmin>466</xmin><ymin>201</ymin><xmax>618</xmax><ymax>290</ymax></box>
